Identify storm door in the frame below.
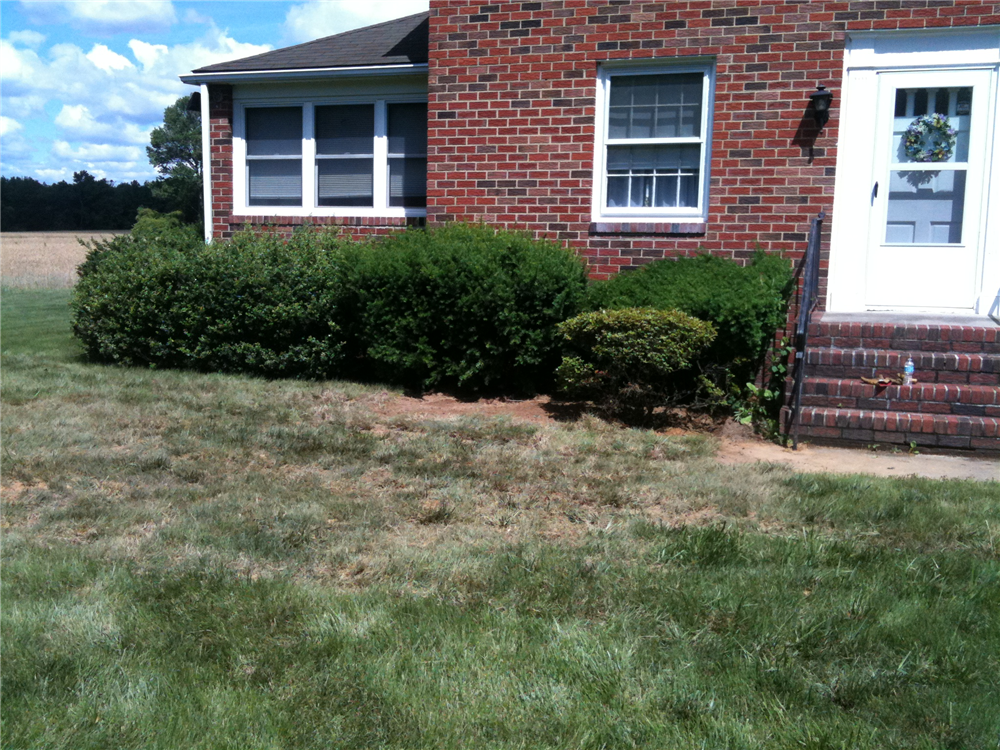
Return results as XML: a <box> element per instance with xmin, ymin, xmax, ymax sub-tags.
<box><xmin>865</xmin><ymin>69</ymin><xmax>992</xmax><ymax>311</ymax></box>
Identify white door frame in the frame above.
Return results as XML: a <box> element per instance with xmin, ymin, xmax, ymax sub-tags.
<box><xmin>827</xmin><ymin>27</ymin><xmax>1000</xmax><ymax>317</ymax></box>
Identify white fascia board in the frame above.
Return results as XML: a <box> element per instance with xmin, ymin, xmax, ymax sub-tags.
<box><xmin>180</xmin><ymin>63</ymin><xmax>428</xmax><ymax>86</ymax></box>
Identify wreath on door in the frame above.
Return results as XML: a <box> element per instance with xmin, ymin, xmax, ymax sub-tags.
<box><xmin>903</xmin><ymin>113</ymin><xmax>957</xmax><ymax>163</ymax></box>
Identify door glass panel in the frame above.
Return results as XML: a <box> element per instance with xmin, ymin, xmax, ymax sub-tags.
<box><xmin>885</xmin><ymin>170</ymin><xmax>966</xmax><ymax>244</ymax></box>
<box><xmin>890</xmin><ymin>86</ymin><xmax>972</xmax><ymax>164</ymax></box>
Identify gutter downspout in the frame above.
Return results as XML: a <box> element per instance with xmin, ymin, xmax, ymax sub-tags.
<box><xmin>200</xmin><ymin>84</ymin><xmax>211</xmax><ymax>244</ymax></box>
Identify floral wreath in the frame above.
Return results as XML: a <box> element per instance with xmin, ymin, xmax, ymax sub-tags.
<box><xmin>903</xmin><ymin>113</ymin><xmax>957</xmax><ymax>163</ymax></box>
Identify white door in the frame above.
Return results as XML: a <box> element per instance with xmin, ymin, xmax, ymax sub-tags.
<box><xmin>865</xmin><ymin>69</ymin><xmax>993</xmax><ymax>311</ymax></box>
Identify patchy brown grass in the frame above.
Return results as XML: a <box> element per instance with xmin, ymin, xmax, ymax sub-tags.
<box><xmin>1</xmin><ymin>231</ymin><xmax>123</xmax><ymax>289</ymax></box>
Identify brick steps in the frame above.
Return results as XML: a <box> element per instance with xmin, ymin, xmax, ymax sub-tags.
<box><xmin>785</xmin><ymin>406</ymin><xmax>1000</xmax><ymax>451</ymax></box>
<box><xmin>805</xmin><ymin>348</ymin><xmax>1000</xmax><ymax>385</ymax></box>
<box><xmin>798</xmin><ymin>377</ymin><xmax>1000</xmax><ymax>417</ymax></box>
<box><xmin>786</xmin><ymin>315</ymin><xmax>1000</xmax><ymax>453</ymax></box>
<box><xmin>809</xmin><ymin>319</ymin><xmax>1000</xmax><ymax>354</ymax></box>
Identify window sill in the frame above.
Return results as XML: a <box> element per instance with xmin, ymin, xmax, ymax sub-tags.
<box><xmin>589</xmin><ymin>221</ymin><xmax>707</xmax><ymax>236</ymax></box>
<box><xmin>227</xmin><ymin>213</ymin><xmax>425</xmax><ymax>227</ymax></box>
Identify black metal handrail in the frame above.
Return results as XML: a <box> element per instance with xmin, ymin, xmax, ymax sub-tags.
<box><xmin>787</xmin><ymin>210</ymin><xmax>825</xmax><ymax>449</ymax></box>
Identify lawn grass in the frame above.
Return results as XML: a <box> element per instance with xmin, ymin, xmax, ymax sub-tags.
<box><xmin>3</xmin><ymin>289</ymin><xmax>999</xmax><ymax>749</ymax></box>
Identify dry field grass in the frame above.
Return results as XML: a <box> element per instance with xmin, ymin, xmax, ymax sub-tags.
<box><xmin>1</xmin><ymin>231</ymin><xmax>123</xmax><ymax>289</ymax></box>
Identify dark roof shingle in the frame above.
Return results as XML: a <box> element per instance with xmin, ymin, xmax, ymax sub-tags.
<box><xmin>191</xmin><ymin>11</ymin><xmax>429</xmax><ymax>74</ymax></box>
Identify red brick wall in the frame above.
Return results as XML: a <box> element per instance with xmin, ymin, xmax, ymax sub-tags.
<box><xmin>205</xmin><ymin>85</ymin><xmax>424</xmax><ymax>241</ymax></box>
<box><xmin>427</xmin><ymin>0</ymin><xmax>1000</xmax><ymax>293</ymax></box>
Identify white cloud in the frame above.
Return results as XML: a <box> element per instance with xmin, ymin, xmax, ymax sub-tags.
<box><xmin>281</xmin><ymin>0</ymin><xmax>429</xmax><ymax>45</ymax></box>
<box><xmin>128</xmin><ymin>39</ymin><xmax>168</xmax><ymax>70</ymax></box>
<box><xmin>0</xmin><ymin>39</ymin><xmax>32</xmax><ymax>83</ymax></box>
<box><xmin>1</xmin><ymin>11</ymin><xmax>271</xmax><ymax>183</ymax></box>
<box><xmin>19</xmin><ymin>1</ymin><xmax>177</xmax><ymax>36</ymax></box>
<box><xmin>52</xmin><ymin>140</ymin><xmax>145</xmax><ymax>163</ymax></box>
<box><xmin>35</xmin><ymin>167</ymin><xmax>73</xmax><ymax>182</ymax></box>
<box><xmin>86</xmin><ymin>43</ymin><xmax>135</xmax><ymax>71</ymax></box>
<box><xmin>0</xmin><ymin>116</ymin><xmax>24</xmax><ymax>136</ymax></box>
<box><xmin>8</xmin><ymin>30</ymin><xmax>46</xmax><ymax>47</ymax></box>
<box><xmin>53</xmin><ymin>104</ymin><xmax>152</xmax><ymax>145</ymax></box>
<box><xmin>182</xmin><ymin>7</ymin><xmax>213</xmax><ymax>25</ymax></box>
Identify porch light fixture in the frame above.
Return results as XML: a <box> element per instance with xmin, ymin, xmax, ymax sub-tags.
<box><xmin>809</xmin><ymin>85</ymin><xmax>833</xmax><ymax>130</ymax></box>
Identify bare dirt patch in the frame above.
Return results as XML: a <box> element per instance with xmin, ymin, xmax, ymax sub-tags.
<box><xmin>336</xmin><ymin>390</ymin><xmax>998</xmax><ymax>482</ymax></box>
<box><xmin>1</xmin><ymin>231</ymin><xmax>123</xmax><ymax>288</ymax></box>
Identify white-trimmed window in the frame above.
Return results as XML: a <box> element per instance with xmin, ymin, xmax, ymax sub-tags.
<box><xmin>593</xmin><ymin>62</ymin><xmax>714</xmax><ymax>222</ymax></box>
<box><xmin>237</xmin><ymin>98</ymin><xmax>427</xmax><ymax>216</ymax></box>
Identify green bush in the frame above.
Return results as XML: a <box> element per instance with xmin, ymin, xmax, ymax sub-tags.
<box><xmin>556</xmin><ymin>307</ymin><xmax>716</xmax><ymax>423</ymax></box>
<box><xmin>340</xmin><ymin>223</ymin><xmax>588</xmax><ymax>393</ymax></box>
<box><xmin>76</xmin><ymin>209</ymin><xmax>202</xmax><ymax>280</ymax></box>
<box><xmin>72</xmin><ymin>223</ymin><xmax>587</xmax><ymax>393</ymax></box>
<box><xmin>72</xmin><ymin>227</ymin><xmax>350</xmax><ymax>378</ymax></box>
<box><xmin>584</xmin><ymin>250</ymin><xmax>793</xmax><ymax>388</ymax></box>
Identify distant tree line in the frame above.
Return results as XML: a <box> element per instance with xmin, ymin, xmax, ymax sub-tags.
<box><xmin>2</xmin><ymin>94</ymin><xmax>203</xmax><ymax>232</ymax></box>
<box><xmin>0</xmin><ymin>172</ymin><xmax>168</xmax><ymax>231</ymax></box>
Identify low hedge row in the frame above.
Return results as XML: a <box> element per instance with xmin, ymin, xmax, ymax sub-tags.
<box><xmin>72</xmin><ymin>223</ymin><xmax>589</xmax><ymax>393</ymax></box>
<box><xmin>73</xmin><ymin>222</ymin><xmax>791</xmax><ymax>407</ymax></box>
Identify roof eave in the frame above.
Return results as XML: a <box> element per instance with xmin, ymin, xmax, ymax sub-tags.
<box><xmin>180</xmin><ymin>62</ymin><xmax>428</xmax><ymax>86</ymax></box>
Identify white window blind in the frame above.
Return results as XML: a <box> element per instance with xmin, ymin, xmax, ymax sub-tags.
<box><xmin>387</xmin><ymin>103</ymin><xmax>427</xmax><ymax>208</ymax></box>
<box><xmin>316</xmin><ymin>104</ymin><xmax>375</xmax><ymax>207</ymax></box>
<box><xmin>246</xmin><ymin>106</ymin><xmax>302</xmax><ymax>206</ymax></box>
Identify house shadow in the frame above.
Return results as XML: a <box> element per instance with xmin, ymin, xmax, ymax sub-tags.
<box><xmin>385</xmin><ymin>16</ymin><xmax>429</xmax><ymax>62</ymax></box>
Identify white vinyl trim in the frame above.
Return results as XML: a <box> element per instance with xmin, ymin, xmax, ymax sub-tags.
<box><xmin>590</xmin><ymin>59</ymin><xmax>715</xmax><ymax>223</ymax></box>
<box><xmin>200</xmin><ymin>84</ymin><xmax>211</xmax><ymax>243</ymax></box>
<box><xmin>232</xmin><ymin>94</ymin><xmax>427</xmax><ymax>218</ymax></box>
<box><xmin>181</xmin><ymin>63</ymin><xmax>428</xmax><ymax>86</ymax></box>
<box><xmin>828</xmin><ymin>26</ymin><xmax>1000</xmax><ymax>316</ymax></box>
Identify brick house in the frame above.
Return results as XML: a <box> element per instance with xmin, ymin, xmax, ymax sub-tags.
<box><xmin>181</xmin><ymin>2</ymin><xmax>1000</xmax><ymax>452</ymax></box>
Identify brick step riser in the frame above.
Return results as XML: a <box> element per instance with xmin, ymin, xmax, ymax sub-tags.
<box><xmin>781</xmin><ymin>406</ymin><xmax>1000</xmax><ymax>452</ymax></box>
<box><xmin>803</xmin><ymin>349</ymin><xmax>1000</xmax><ymax>386</ymax></box>
<box><xmin>807</xmin><ymin>323</ymin><xmax>1000</xmax><ymax>355</ymax></box>
<box><xmin>790</xmin><ymin>379</ymin><xmax>1000</xmax><ymax>417</ymax></box>
<box><xmin>806</xmin><ymin>336</ymin><xmax>1000</xmax><ymax>354</ymax></box>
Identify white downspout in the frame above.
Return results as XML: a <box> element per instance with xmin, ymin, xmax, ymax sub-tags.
<box><xmin>200</xmin><ymin>83</ymin><xmax>211</xmax><ymax>244</ymax></box>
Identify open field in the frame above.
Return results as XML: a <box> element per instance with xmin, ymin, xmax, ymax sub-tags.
<box><xmin>3</xmin><ymin>289</ymin><xmax>1000</xmax><ymax>749</ymax></box>
<box><xmin>1</xmin><ymin>231</ymin><xmax>123</xmax><ymax>289</ymax></box>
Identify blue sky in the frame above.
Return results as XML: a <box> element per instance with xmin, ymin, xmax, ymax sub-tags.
<box><xmin>1</xmin><ymin>0</ymin><xmax>428</xmax><ymax>184</ymax></box>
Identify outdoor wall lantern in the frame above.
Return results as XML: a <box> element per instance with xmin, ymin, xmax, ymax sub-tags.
<box><xmin>809</xmin><ymin>85</ymin><xmax>834</xmax><ymax>130</ymax></box>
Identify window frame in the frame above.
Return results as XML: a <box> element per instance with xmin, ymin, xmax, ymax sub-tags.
<box><xmin>233</xmin><ymin>94</ymin><xmax>428</xmax><ymax>218</ymax></box>
<box><xmin>591</xmin><ymin>60</ymin><xmax>715</xmax><ymax>223</ymax></box>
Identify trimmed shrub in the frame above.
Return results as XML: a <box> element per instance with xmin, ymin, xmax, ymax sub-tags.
<box><xmin>584</xmin><ymin>250</ymin><xmax>793</xmax><ymax>388</ymax></box>
<box><xmin>556</xmin><ymin>307</ymin><xmax>717</xmax><ymax>423</ymax></box>
<box><xmin>76</xmin><ymin>209</ymin><xmax>202</xmax><ymax>280</ymax></box>
<box><xmin>340</xmin><ymin>223</ymin><xmax>588</xmax><ymax>393</ymax></box>
<box><xmin>72</xmin><ymin>223</ymin><xmax>587</xmax><ymax>393</ymax></box>
<box><xmin>72</xmin><ymin>227</ymin><xmax>351</xmax><ymax>378</ymax></box>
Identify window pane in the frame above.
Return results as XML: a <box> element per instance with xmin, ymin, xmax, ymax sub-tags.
<box><xmin>249</xmin><ymin>160</ymin><xmax>301</xmax><ymax>206</ymax></box>
<box><xmin>317</xmin><ymin>159</ymin><xmax>373</xmax><ymax>207</ymax></box>
<box><xmin>388</xmin><ymin>157</ymin><xmax>427</xmax><ymax>207</ymax></box>
<box><xmin>891</xmin><ymin>87</ymin><xmax>973</xmax><ymax>165</ymax></box>
<box><xmin>605</xmin><ymin>144</ymin><xmax>701</xmax><ymax>209</ymax></box>
<box><xmin>246</xmin><ymin>107</ymin><xmax>302</xmax><ymax>156</ymax></box>
<box><xmin>315</xmin><ymin>104</ymin><xmax>374</xmax><ymax>155</ymax></box>
<box><xmin>608</xmin><ymin>73</ymin><xmax>703</xmax><ymax>139</ymax></box>
<box><xmin>388</xmin><ymin>103</ymin><xmax>427</xmax><ymax>155</ymax></box>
